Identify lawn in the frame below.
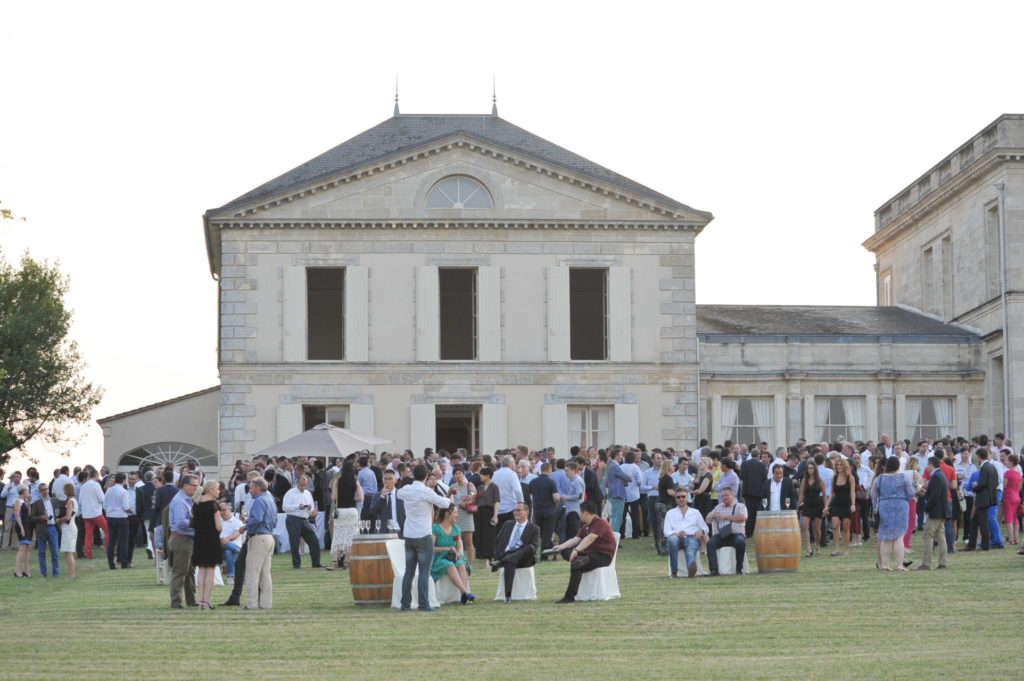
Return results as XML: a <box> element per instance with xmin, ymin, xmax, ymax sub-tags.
<box><xmin>0</xmin><ymin>534</ymin><xmax>1020</xmax><ymax>681</ymax></box>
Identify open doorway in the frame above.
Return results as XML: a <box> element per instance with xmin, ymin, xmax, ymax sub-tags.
<box><xmin>435</xmin><ymin>405</ymin><xmax>480</xmax><ymax>457</ymax></box>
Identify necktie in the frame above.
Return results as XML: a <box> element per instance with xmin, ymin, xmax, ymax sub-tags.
<box><xmin>509</xmin><ymin>523</ymin><xmax>523</xmax><ymax>551</ymax></box>
<box><xmin>387</xmin><ymin>494</ymin><xmax>394</xmax><ymax>523</ymax></box>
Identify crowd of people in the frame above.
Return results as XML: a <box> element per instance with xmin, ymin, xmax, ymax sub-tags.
<box><xmin>2</xmin><ymin>430</ymin><xmax>1021</xmax><ymax>606</ymax></box>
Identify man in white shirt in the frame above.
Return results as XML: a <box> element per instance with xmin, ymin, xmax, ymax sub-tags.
<box><xmin>218</xmin><ymin>502</ymin><xmax>246</xmax><ymax>584</ymax></box>
<box><xmin>663</xmin><ymin>489</ymin><xmax>708</xmax><ymax>578</ymax></box>
<box><xmin>234</xmin><ymin>471</ymin><xmax>259</xmax><ymax>514</ymax></box>
<box><xmin>492</xmin><ymin>456</ymin><xmax>524</xmax><ymax>528</ymax></box>
<box><xmin>765</xmin><ymin>463</ymin><xmax>799</xmax><ymax>511</ymax></box>
<box><xmin>880</xmin><ymin>434</ymin><xmax>895</xmax><ymax>459</ymax></box>
<box><xmin>282</xmin><ymin>475</ymin><xmax>323</xmax><ymax>570</ymax></box>
<box><xmin>396</xmin><ymin>464</ymin><xmax>451</xmax><ymax>611</ymax></box>
<box><xmin>80</xmin><ymin>470</ymin><xmax>108</xmax><ymax>561</ymax></box>
<box><xmin>2</xmin><ymin>471</ymin><xmax>23</xmax><ymax>550</ymax></box>
<box><xmin>103</xmin><ymin>472</ymin><xmax>132</xmax><ymax>570</ymax></box>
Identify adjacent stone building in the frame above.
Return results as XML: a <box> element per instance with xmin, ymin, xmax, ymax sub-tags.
<box><xmin>99</xmin><ymin>110</ymin><xmax>1014</xmax><ymax>474</ymax></box>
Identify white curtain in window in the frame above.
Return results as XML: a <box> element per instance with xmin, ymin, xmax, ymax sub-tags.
<box><xmin>721</xmin><ymin>399</ymin><xmax>739</xmax><ymax>443</ymax></box>
<box><xmin>751</xmin><ymin>398</ymin><xmax>773</xmax><ymax>445</ymax></box>
<box><xmin>841</xmin><ymin>398</ymin><xmax>865</xmax><ymax>441</ymax></box>
<box><xmin>814</xmin><ymin>398</ymin><xmax>830</xmax><ymax>442</ymax></box>
<box><xmin>935</xmin><ymin>398</ymin><xmax>954</xmax><ymax>431</ymax></box>
<box><xmin>905</xmin><ymin>399</ymin><xmax>924</xmax><ymax>440</ymax></box>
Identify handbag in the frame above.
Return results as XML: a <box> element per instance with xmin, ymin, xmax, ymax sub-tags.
<box><xmin>956</xmin><ymin>487</ymin><xmax>967</xmax><ymax>512</ymax></box>
<box><xmin>716</xmin><ymin>504</ymin><xmax>737</xmax><ymax>539</ymax></box>
<box><xmin>465</xmin><ymin>502</ymin><xmax>478</xmax><ymax>513</ymax></box>
<box><xmin>855</xmin><ymin>485</ymin><xmax>868</xmax><ymax>501</ymax></box>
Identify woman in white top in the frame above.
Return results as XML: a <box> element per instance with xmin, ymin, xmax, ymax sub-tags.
<box><xmin>59</xmin><ymin>483</ymin><xmax>79</xmax><ymax>578</ymax></box>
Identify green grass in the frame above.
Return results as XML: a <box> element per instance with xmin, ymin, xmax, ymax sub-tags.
<box><xmin>0</xmin><ymin>534</ymin><xmax>1021</xmax><ymax>681</ymax></box>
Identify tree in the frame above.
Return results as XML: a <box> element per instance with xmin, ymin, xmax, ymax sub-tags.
<box><xmin>0</xmin><ymin>251</ymin><xmax>104</xmax><ymax>465</ymax></box>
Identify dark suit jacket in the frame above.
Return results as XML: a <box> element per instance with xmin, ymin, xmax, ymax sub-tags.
<box><xmin>29</xmin><ymin>498</ymin><xmax>56</xmax><ymax>536</ymax></box>
<box><xmin>740</xmin><ymin>459</ymin><xmax>769</xmax><ymax>498</ymax></box>
<box><xmin>762</xmin><ymin>477</ymin><xmax>799</xmax><ymax>511</ymax></box>
<box><xmin>271</xmin><ymin>475</ymin><xmax>292</xmax><ymax>513</ymax></box>
<box><xmin>582</xmin><ymin>466</ymin><xmax>603</xmax><ymax>505</ymax></box>
<box><xmin>369</xmin><ymin>490</ymin><xmax>406</xmax><ymax>537</ymax></box>
<box><xmin>493</xmin><ymin>519</ymin><xmax>539</xmax><ymax>565</ymax></box>
<box><xmin>137</xmin><ymin>482</ymin><xmax>155</xmax><ymax>521</ymax></box>
<box><xmin>974</xmin><ymin>461</ymin><xmax>999</xmax><ymax>508</ymax></box>
<box><xmin>922</xmin><ymin>469</ymin><xmax>951</xmax><ymax>519</ymax></box>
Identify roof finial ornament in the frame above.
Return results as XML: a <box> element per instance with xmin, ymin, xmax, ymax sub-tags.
<box><xmin>394</xmin><ymin>74</ymin><xmax>400</xmax><ymax>116</ymax></box>
<box><xmin>491</xmin><ymin>75</ymin><xmax>498</xmax><ymax>116</ymax></box>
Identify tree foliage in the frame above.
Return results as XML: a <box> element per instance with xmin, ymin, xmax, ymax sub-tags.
<box><xmin>0</xmin><ymin>251</ymin><xmax>104</xmax><ymax>464</ymax></box>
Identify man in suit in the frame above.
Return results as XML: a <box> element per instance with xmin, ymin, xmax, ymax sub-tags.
<box><xmin>762</xmin><ymin>463</ymin><xmax>799</xmax><ymax>513</ymax></box>
<box><xmin>918</xmin><ymin>455</ymin><xmax>951</xmax><ymax>570</ymax></box>
<box><xmin>579</xmin><ymin>455</ymin><xmax>603</xmax><ymax>510</ymax></box>
<box><xmin>740</xmin><ymin>453</ymin><xmax>769</xmax><ymax>536</ymax></box>
<box><xmin>966</xmin><ymin>448</ymin><xmax>998</xmax><ymax>551</ymax></box>
<box><xmin>369</xmin><ymin>469</ymin><xmax>405</xmax><ymax>536</ymax></box>
<box><xmin>490</xmin><ymin>502</ymin><xmax>539</xmax><ymax>603</ymax></box>
<box><xmin>30</xmin><ymin>482</ymin><xmax>60</xmax><ymax>577</ymax></box>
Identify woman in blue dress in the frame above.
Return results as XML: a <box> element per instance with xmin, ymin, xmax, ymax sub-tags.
<box><xmin>431</xmin><ymin>505</ymin><xmax>474</xmax><ymax>604</ymax></box>
<box><xmin>872</xmin><ymin>456</ymin><xmax>915</xmax><ymax>571</ymax></box>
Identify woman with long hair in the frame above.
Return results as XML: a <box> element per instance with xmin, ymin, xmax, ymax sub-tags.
<box><xmin>59</xmin><ymin>483</ymin><xmax>78</xmax><ymax>579</ymax></box>
<box><xmin>431</xmin><ymin>506</ymin><xmax>474</xmax><ymax>604</ymax></box>
<box><xmin>799</xmin><ymin>460</ymin><xmax>827</xmax><ymax>557</ymax></box>
<box><xmin>654</xmin><ymin>459</ymin><xmax>677</xmax><ymax>556</ymax></box>
<box><xmin>191</xmin><ymin>480</ymin><xmax>223</xmax><ymax>610</ymax></box>
<box><xmin>827</xmin><ymin>458</ymin><xmax>855</xmax><ymax>556</ymax></box>
<box><xmin>690</xmin><ymin>457</ymin><xmax>714</xmax><ymax>556</ymax></box>
<box><xmin>874</xmin><ymin>456</ymin><xmax>915</xmax><ymax>571</ymax></box>
<box><xmin>328</xmin><ymin>460</ymin><xmax>362</xmax><ymax>570</ymax></box>
<box><xmin>903</xmin><ymin>457</ymin><xmax>925</xmax><ymax>551</ymax></box>
<box><xmin>12</xmin><ymin>485</ymin><xmax>32</xmax><ymax>577</ymax></box>
<box><xmin>448</xmin><ymin>466</ymin><xmax>477</xmax><ymax>563</ymax></box>
<box><xmin>473</xmin><ymin>467</ymin><xmax>499</xmax><ymax>568</ymax></box>
<box><xmin>1002</xmin><ymin>453</ymin><xmax>1022</xmax><ymax>545</ymax></box>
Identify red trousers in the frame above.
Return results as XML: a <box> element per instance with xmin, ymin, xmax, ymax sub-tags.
<box><xmin>84</xmin><ymin>515</ymin><xmax>109</xmax><ymax>558</ymax></box>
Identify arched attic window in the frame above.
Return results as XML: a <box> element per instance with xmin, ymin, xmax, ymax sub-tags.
<box><xmin>118</xmin><ymin>442</ymin><xmax>218</xmax><ymax>472</ymax></box>
<box><xmin>426</xmin><ymin>176</ymin><xmax>493</xmax><ymax>209</ymax></box>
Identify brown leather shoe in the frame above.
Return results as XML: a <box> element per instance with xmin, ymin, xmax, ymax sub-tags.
<box><xmin>915</xmin><ymin>565</ymin><xmax>930</xmax><ymax>570</ymax></box>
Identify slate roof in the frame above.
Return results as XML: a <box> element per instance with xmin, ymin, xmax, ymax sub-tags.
<box><xmin>697</xmin><ymin>305</ymin><xmax>979</xmax><ymax>340</ymax></box>
<box><xmin>206</xmin><ymin>114</ymin><xmax>710</xmax><ymax>218</ymax></box>
<box><xmin>96</xmin><ymin>386</ymin><xmax>220</xmax><ymax>425</ymax></box>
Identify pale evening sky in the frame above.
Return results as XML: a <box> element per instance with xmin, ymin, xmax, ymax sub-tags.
<box><xmin>2</xmin><ymin>0</ymin><xmax>1022</xmax><ymax>476</ymax></box>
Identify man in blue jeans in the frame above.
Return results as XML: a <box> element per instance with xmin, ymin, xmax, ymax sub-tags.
<box><xmin>30</xmin><ymin>483</ymin><xmax>60</xmax><ymax>577</ymax></box>
<box><xmin>396</xmin><ymin>464</ymin><xmax>451</xmax><ymax>611</ymax></box>
<box><xmin>606</xmin><ymin>448</ymin><xmax>631</xmax><ymax>536</ymax></box>
<box><xmin>662</xmin><ymin>487</ymin><xmax>708</xmax><ymax>578</ymax></box>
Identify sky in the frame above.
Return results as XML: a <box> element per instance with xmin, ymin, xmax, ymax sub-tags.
<box><xmin>2</xmin><ymin>0</ymin><xmax>1023</xmax><ymax>476</ymax></box>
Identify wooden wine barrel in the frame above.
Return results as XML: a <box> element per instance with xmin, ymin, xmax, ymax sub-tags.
<box><xmin>753</xmin><ymin>511</ymin><xmax>801</xmax><ymax>573</ymax></box>
<box><xmin>349</xmin><ymin>533</ymin><xmax>398</xmax><ymax>606</ymax></box>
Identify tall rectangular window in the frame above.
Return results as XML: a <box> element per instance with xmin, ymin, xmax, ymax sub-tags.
<box><xmin>439</xmin><ymin>268</ymin><xmax>476</xmax><ymax>360</ymax></box>
<box><xmin>905</xmin><ymin>398</ymin><xmax>954</xmax><ymax>441</ymax></box>
<box><xmin>881</xmin><ymin>271</ymin><xmax>893</xmax><ymax>306</ymax></box>
<box><xmin>302</xmin><ymin>405</ymin><xmax>348</xmax><ymax>431</ymax></box>
<box><xmin>814</xmin><ymin>397</ymin><xmax>865</xmax><ymax>443</ymax></box>
<box><xmin>569</xmin><ymin>268</ymin><xmax>607</xmax><ymax>360</ymax></box>
<box><xmin>721</xmin><ymin>398</ymin><xmax>772</xmax><ymax>446</ymax></box>
<box><xmin>568</xmin><ymin>406</ymin><xmax>613</xmax><ymax>449</ymax></box>
<box><xmin>307</xmin><ymin>268</ymin><xmax>345</xmax><ymax>360</ymax></box>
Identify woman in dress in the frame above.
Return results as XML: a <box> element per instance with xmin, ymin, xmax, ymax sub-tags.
<box><xmin>826</xmin><ymin>458</ymin><xmax>855</xmax><ymax>556</ymax></box>
<box><xmin>192</xmin><ymin>480</ymin><xmax>223</xmax><ymax>610</ymax></box>
<box><xmin>903</xmin><ymin>457</ymin><xmax>925</xmax><ymax>551</ymax></box>
<box><xmin>799</xmin><ymin>460</ymin><xmax>827</xmax><ymax>557</ymax></box>
<box><xmin>431</xmin><ymin>506</ymin><xmax>474</xmax><ymax>604</ymax></box>
<box><xmin>873</xmin><ymin>456</ymin><xmax>915</xmax><ymax>571</ymax></box>
<box><xmin>448</xmin><ymin>466</ymin><xmax>477</xmax><ymax>563</ymax></box>
<box><xmin>1002</xmin><ymin>453</ymin><xmax>1022</xmax><ymax>544</ymax></box>
<box><xmin>473</xmin><ymin>467</ymin><xmax>499</xmax><ymax>567</ymax></box>
<box><xmin>329</xmin><ymin>460</ymin><xmax>362</xmax><ymax>570</ymax></box>
<box><xmin>59</xmin><ymin>483</ymin><xmax>79</xmax><ymax>579</ymax></box>
<box><xmin>12</xmin><ymin>485</ymin><xmax>32</xmax><ymax>577</ymax></box>
<box><xmin>655</xmin><ymin>459</ymin><xmax>677</xmax><ymax>556</ymax></box>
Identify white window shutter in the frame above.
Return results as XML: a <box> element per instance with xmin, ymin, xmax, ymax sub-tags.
<box><xmin>348</xmin><ymin>404</ymin><xmax>374</xmax><ymax>436</ymax></box>
<box><xmin>277</xmin><ymin>404</ymin><xmax>303</xmax><ymax>441</ymax></box>
<box><xmin>547</xmin><ymin>266</ymin><xmax>570</xmax><ymax>361</ymax></box>
<box><xmin>542</xmin><ymin>404</ymin><xmax>568</xmax><ymax>458</ymax></box>
<box><xmin>283</xmin><ymin>266</ymin><xmax>306</xmax><ymax>361</ymax></box>
<box><xmin>416</xmin><ymin>266</ymin><xmax>439</xmax><ymax>361</ymax></box>
<box><xmin>477</xmin><ymin>266</ymin><xmax>501</xmax><ymax>361</ymax></box>
<box><xmin>481</xmin><ymin>404</ymin><xmax>507</xmax><ymax>453</ymax></box>
<box><xmin>409</xmin><ymin>404</ymin><xmax>436</xmax><ymax>455</ymax></box>
<box><xmin>608</xmin><ymin>267</ymin><xmax>631</xmax><ymax>361</ymax></box>
<box><xmin>345</xmin><ymin>266</ymin><xmax>368</xmax><ymax>362</ymax></box>
<box><xmin>614</xmin><ymin>403</ymin><xmax>639</xmax><ymax>447</ymax></box>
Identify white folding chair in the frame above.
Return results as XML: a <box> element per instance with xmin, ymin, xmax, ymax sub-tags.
<box><xmin>575</xmin><ymin>532</ymin><xmax>621</xmax><ymax>601</ymax></box>
<box><xmin>492</xmin><ymin>566</ymin><xmax>538</xmax><ymax>601</ymax></box>
<box><xmin>385</xmin><ymin>539</ymin><xmax>440</xmax><ymax>609</ymax></box>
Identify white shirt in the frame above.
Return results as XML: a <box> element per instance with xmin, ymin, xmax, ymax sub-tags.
<box><xmin>858</xmin><ymin>464</ymin><xmax>874</xmax><ymax>498</ymax></box>
<box><xmin>492</xmin><ymin>466</ymin><xmax>524</xmax><ymax>514</ymax></box>
<box><xmin>52</xmin><ymin>474</ymin><xmax>73</xmax><ymax>501</ymax></box>
<box><xmin>768</xmin><ymin>479</ymin><xmax>784</xmax><ymax>511</ymax></box>
<box><xmin>504</xmin><ymin>520</ymin><xmax>528</xmax><ymax>553</ymax></box>
<box><xmin>2</xmin><ymin>481</ymin><xmax>21</xmax><ymax>506</ymax></box>
<box><xmin>662</xmin><ymin>506</ymin><xmax>709</xmax><ymax>537</ymax></box>
<box><xmin>818</xmin><ymin>466</ymin><xmax>834</xmax><ymax>496</ymax></box>
<box><xmin>103</xmin><ymin>485</ymin><xmax>131</xmax><ymax>518</ymax></box>
<box><xmin>220</xmin><ymin>515</ymin><xmax>245</xmax><ymax>548</ymax></box>
<box><xmin>768</xmin><ymin>458</ymin><xmax>786</xmax><ymax>477</ymax></box>
<box><xmin>992</xmin><ymin>458</ymin><xmax>1007</xmax><ymax>491</ymax></box>
<box><xmin>79</xmin><ymin>479</ymin><xmax>106</xmax><ymax>519</ymax></box>
<box><xmin>42</xmin><ymin>498</ymin><xmax>56</xmax><ymax>525</ymax></box>
<box><xmin>282</xmin><ymin>487</ymin><xmax>315</xmax><ymax>518</ymax></box>
<box><xmin>397</xmin><ymin>481</ymin><xmax>451</xmax><ymax>539</ymax></box>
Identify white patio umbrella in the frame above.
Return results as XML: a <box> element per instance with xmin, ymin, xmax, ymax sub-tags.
<box><xmin>253</xmin><ymin>423</ymin><xmax>392</xmax><ymax>461</ymax></box>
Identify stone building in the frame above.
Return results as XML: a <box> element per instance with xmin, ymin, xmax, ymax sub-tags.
<box><xmin>98</xmin><ymin>110</ymin><xmax>1012</xmax><ymax>474</ymax></box>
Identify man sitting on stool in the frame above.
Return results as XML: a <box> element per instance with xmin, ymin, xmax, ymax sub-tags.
<box><xmin>663</xmin><ymin>486</ymin><xmax>708</xmax><ymax>578</ymax></box>
<box><xmin>490</xmin><ymin>502</ymin><xmax>539</xmax><ymax>603</ymax></box>
<box><xmin>705</xmin><ymin>487</ymin><xmax>748</xmax><ymax>576</ymax></box>
<box><xmin>551</xmin><ymin>500</ymin><xmax>617</xmax><ymax>603</ymax></box>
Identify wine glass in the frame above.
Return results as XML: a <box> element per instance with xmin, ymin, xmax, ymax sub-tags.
<box><xmin>388</xmin><ymin>520</ymin><xmax>397</xmax><ymax>532</ymax></box>
<box><xmin>784</xmin><ymin>497</ymin><xmax>790</xmax><ymax>510</ymax></box>
<box><xmin>762</xmin><ymin>498</ymin><xmax>768</xmax><ymax>510</ymax></box>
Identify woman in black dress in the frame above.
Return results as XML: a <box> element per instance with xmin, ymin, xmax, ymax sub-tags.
<box><xmin>799</xmin><ymin>460</ymin><xmax>827</xmax><ymax>557</ymax></box>
<box><xmin>827</xmin><ymin>458</ymin><xmax>855</xmax><ymax>556</ymax></box>
<box><xmin>192</xmin><ymin>480</ymin><xmax>223</xmax><ymax>610</ymax></box>
<box><xmin>473</xmin><ymin>467</ymin><xmax>499</xmax><ymax>568</ymax></box>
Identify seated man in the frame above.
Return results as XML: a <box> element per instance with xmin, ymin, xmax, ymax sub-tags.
<box><xmin>662</xmin><ymin>486</ymin><xmax>708</xmax><ymax>578</ymax></box>
<box><xmin>705</xmin><ymin>487</ymin><xmax>748</xmax><ymax>576</ymax></box>
<box><xmin>491</xmin><ymin>502</ymin><xmax>539</xmax><ymax>603</ymax></box>
<box><xmin>218</xmin><ymin>502</ymin><xmax>246</xmax><ymax>584</ymax></box>
<box><xmin>551</xmin><ymin>500</ymin><xmax>618</xmax><ymax>603</ymax></box>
